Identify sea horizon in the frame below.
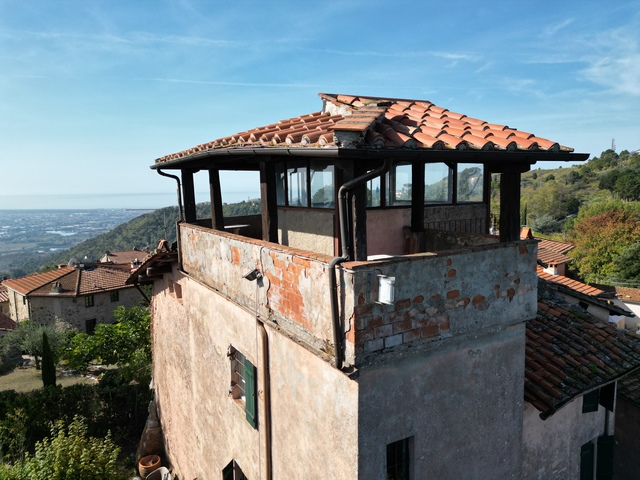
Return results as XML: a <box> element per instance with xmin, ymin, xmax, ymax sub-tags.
<box><xmin>0</xmin><ymin>191</ymin><xmax>260</xmax><ymax>210</ymax></box>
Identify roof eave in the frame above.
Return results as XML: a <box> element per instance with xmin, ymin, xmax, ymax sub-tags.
<box><xmin>151</xmin><ymin>146</ymin><xmax>589</xmax><ymax>170</ymax></box>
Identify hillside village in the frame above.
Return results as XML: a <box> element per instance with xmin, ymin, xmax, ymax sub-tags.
<box><xmin>2</xmin><ymin>93</ymin><xmax>640</xmax><ymax>479</ymax></box>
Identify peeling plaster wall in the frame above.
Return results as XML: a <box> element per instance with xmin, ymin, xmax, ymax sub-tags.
<box><xmin>366</xmin><ymin>208</ymin><xmax>411</xmax><ymax>256</ymax></box>
<box><xmin>522</xmin><ymin>398</ymin><xmax>613</xmax><ymax>479</ymax></box>
<box><xmin>180</xmin><ymin>224</ymin><xmax>336</xmax><ymax>355</ymax></box>
<box><xmin>152</xmin><ymin>270</ymin><xmax>359</xmax><ymax>480</ymax></box>
<box><xmin>358</xmin><ymin>324</ymin><xmax>526</xmax><ymax>479</ymax></box>
<box><xmin>343</xmin><ymin>240</ymin><xmax>538</xmax><ymax>366</ymax></box>
<box><xmin>277</xmin><ymin>209</ymin><xmax>335</xmax><ymax>255</ymax></box>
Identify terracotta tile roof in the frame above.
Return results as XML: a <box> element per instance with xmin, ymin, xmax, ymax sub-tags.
<box><xmin>618</xmin><ymin>368</ymin><xmax>640</xmax><ymax>407</ymax></box>
<box><xmin>155</xmin><ymin>93</ymin><xmax>577</xmax><ymax>164</ymax></box>
<box><xmin>537</xmin><ymin>267</ymin><xmax>604</xmax><ymax>296</ymax></box>
<box><xmin>537</xmin><ymin>248</ymin><xmax>571</xmax><ymax>266</ymax></box>
<box><xmin>537</xmin><ymin>238</ymin><xmax>575</xmax><ymax>255</ymax></box>
<box><xmin>0</xmin><ymin>311</ymin><xmax>17</xmax><ymax>331</ymax></box>
<box><xmin>526</xmin><ymin>299</ymin><xmax>640</xmax><ymax>419</ymax></box>
<box><xmin>4</xmin><ymin>266</ymin><xmax>133</xmax><ymax>298</ymax></box>
<box><xmin>615</xmin><ymin>287</ymin><xmax>640</xmax><ymax>304</ymax></box>
<box><xmin>99</xmin><ymin>249</ymin><xmax>147</xmax><ymax>266</ymax></box>
<box><xmin>3</xmin><ymin>268</ymin><xmax>75</xmax><ymax>295</ymax></box>
<box><xmin>0</xmin><ymin>285</ymin><xmax>8</xmax><ymax>303</ymax></box>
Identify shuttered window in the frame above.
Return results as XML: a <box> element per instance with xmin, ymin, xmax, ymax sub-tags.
<box><xmin>244</xmin><ymin>358</ymin><xmax>257</xmax><ymax>429</ymax></box>
<box><xmin>596</xmin><ymin>435</ymin><xmax>614</xmax><ymax>480</ymax></box>
<box><xmin>580</xmin><ymin>441</ymin><xmax>595</xmax><ymax>480</ymax></box>
<box><xmin>582</xmin><ymin>390</ymin><xmax>599</xmax><ymax>413</ymax></box>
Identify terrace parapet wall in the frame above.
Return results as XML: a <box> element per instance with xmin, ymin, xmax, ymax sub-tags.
<box><xmin>342</xmin><ymin>240</ymin><xmax>538</xmax><ymax>366</ymax></box>
<box><xmin>179</xmin><ymin>223</ymin><xmax>538</xmax><ymax>369</ymax></box>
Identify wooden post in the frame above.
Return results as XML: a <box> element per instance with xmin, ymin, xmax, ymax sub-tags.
<box><xmin>260</xmin><ymin>161</ymin><xmax>278</xmax><ymax>243</ymax></box>
<box><xmin>352</xmin><ymin>164</ymin><xmax>368</xmax><ymax>261</ymax></box>
<box><xmin>499</xmin><ymin>172</ymin><xmax>521</xmax><ymax>242</ymax></box>
<box><xmin>209</xmin><ymin>168</ymin><xmax>225</xmax><ymax>230</ymax></box>
<box><xmin>182</xmin><ymin>169</ymin><xmax>197</xmax><ymax>223</ymax></box>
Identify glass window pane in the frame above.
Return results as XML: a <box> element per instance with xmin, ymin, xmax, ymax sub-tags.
<box><xmin>287</xmin><ymin>162</ymin><xmax>308</xmax><ymax>207</ymax></box>
<box><xmin>310</xmin><ymin>162</ymin><xmax>334</xmax><ymax>208</ymax></box>
<box><xmin>275</xmin><ymin>163</ymin><xmax>286</xmax><ymax>206</ymax></box>
<box><xmin>424</xmin><ymin>163</ymin><xmax>452</xmax><ymax>204</ymax></box>
<box><xmin>457</xmin><ymin>163</ymin><xmax>484</xmax><ymax>202</ymax></box>
<box><xmin>386</xmin><ymin>163</ymin><xmax>412</xmax><ymax>206</ymax></box>
<box><xmin>367</xmin><ymin>176</ymin><xmax>381</xmax><ymax>207</ymax></box>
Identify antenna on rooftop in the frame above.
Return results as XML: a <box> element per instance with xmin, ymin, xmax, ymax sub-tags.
<box><xmin>612</xmin><ymin>138</ymin><xmax>616</xmax><ymax>151</ymax></box>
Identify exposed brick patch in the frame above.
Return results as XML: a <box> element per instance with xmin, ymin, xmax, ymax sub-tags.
<box><xmin>357</xmin><ymin>295</ymin><xmax>365</xmax><ymax>305</ymax></box>
<box><xmin>472</xmin><ymin>294</ymin><xmax>486</xmax><ymax>306</ymax></box>
<box><xmin>494</xmin><ymin>285</ymin><xmax>500</xmax><ymax>299</ymax></box>
<box><xmin>513</xmin><ymin>278</ymin><xmax>521</xmax><ymax>285</ymax></box>
<box><xmin>446</xmin><ymin>290</ymin><xmax>460</xmax><ymax>300</ymax></box>
<box><xmin>393</xmin><ymin>319</ymin><xmax>413</xmax><ymax>334</ymax></box>
<box><xmin>446</xmin><ymin>258</ymin><xmax>452</xmax><ymax>266</ymax></box>
<box><xmin>231</xmin><ymin>246</ymin><xmax>241</xmax><ymax>265</ymax></box>
<box><xmin>519</xmin><ymin>244</ymin><xmax>529</xmax><ymax>254</ymax></box>
<box><xmin>354</xmin><ymin>304</ymin><xmax>373</xmax><ymax>316</ymax></box>
<box><xmin>413</xmin><ymin>295</ymin><xmax>424</xmax><ymax>304</ymax></box>
<box><xmin>507</xmin><ymin>288</ymin><xmax>516</xmax><ymax>302</ymax></box>
<box><xmin>374</xmin><ymin>324</ymin><xmax>393</xmax><ymax>338</ymax></box>
<box><xmin>395</xmin><ymin>298</ymin><xmax>411</xmax><ymax>309</ymax></box>
<box><xmin>447</xmin><ymin>269</ymin><xmax>457</xmax><ymax>278</ymax></box>
<box><xmin>421</xmin><ymin>325</ymin><xmax>439</xmax><ymax>338</ymax></box>
<box><xmin>431</xmin><ymin>294</ymin><xmax>441</xmax><ymax>301</ymax></box>
<box><xmin>385</xmin><ymin>334</ymin><xmax>403</xmax><ymax>348</ymax></box>
<box><xmin>365</xmin><ymin>338</ymin><xmax>384</xmax><ymax>353</ymax></box>
<box><xmin>403</xmin><ymin>329</ymin><xmax>421</xmax><ymax>343</ymax></box>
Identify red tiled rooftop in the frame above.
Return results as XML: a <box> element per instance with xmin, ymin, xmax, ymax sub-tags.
<box><xmin>526</xmin><ymin>298</ymin><xmax>640</xmax><ymax>419</ymax></box>
<box><xmin>155</xmin><ymin>93</ymin><xmax>577</xmax><ymax>164</ymax></box>
<box><xmin>615</xmin><ymin>286</ymin><xmax>640</xmax><ymax>304</ymax></box>
<box><xmin>0</xmin><ymin>311</ymin><xmax>16</xmax><ymax>331</ymax></box>
<box><xmin>536</xmin><ymin>267</ymin><xmax>604</xmax><ymax>296</ymax></box>
<box><xmin>537</xmin><ymin>238</ymin><xmax>575</xmax><ymax>255</ymax></box>
<box><xmin>0</xmin><ymin>285</ymin><xmax>8</xmax><ymax>303</ymax></box>
<box><xmin>4</xmin><ymin>266</ymin><xmax>133</xmax><ymax>297</ymax></box>
<box><xmin>537</xmin><ymin>248</ymin><xmax>571</xmax><ymax>266</ymax></box>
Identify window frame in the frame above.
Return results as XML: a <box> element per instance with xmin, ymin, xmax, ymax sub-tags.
<box><xmin>84</xmin><ymin>295</ymin><xmax>94</xmax><ymax>308</ymax></box>
<box><xmin>228</xmin><ymin>346</ymin><xmax>258</xmax><ymax>429</ymax></box>
<box><xmin>110</xmin><ymin>290</ymin><xmax>119</xmax><ymax>302</ymax></box>
<box><xmin>386</xmin><ymin>436</ymin><xmax>412</xmax><ymax>480</ymax></box>
<box><xmin>275</xmin><ymin>160</ymin><xmax>335</xmax><ymax>209</ymax></box>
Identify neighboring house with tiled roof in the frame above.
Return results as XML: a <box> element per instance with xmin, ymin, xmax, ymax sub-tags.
<box><xmin>2</xmin><ymin>265</ymin><xmax>145</xmax><ymax>333</ymax></box>
<box><xmin>520</xmin><ymin>227</ymin><xmax>575</xmax><ymax>276</ymax></box>
<box><xmin>0</xmin><ymin>311</ymin><xmax>17</xmax><ymax>336</ymax></box>
<box><xmin>98</xmin><ymin>249</ymin><xmax>147</xmax><ymax>268</ymax></box>
<box><xmin>138</xmin><ymin>93</ymin><xmax>590</xmax><ymax>480</ymax></box>
<box><xmin>0</xmin><ymin>283</ymin><xmax>8</xmax><ymax>316</ymax></box>
<box><xmin>523</xmin><ymin>298</ymin><xmax>640</xmax><ymax>479</ymax></box>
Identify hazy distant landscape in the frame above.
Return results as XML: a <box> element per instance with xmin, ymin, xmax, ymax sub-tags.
<box><xmin>0</xmin><ymin>209</ymin><xmax>149</xmax><ymax>276</ymax></box>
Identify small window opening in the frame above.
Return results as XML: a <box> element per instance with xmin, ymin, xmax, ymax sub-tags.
<box><xmin>387</xmin><ymin>437</ymin><xmax>412</xmax><ymax>480</ymax></box>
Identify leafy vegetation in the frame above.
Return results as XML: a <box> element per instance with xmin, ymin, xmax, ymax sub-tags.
<box><xmin>1</xmin><ymin>416</ymin><xmax>125</xmax><ymax>480</ymax></box>
<box><xmin>0</xmin><ymin>322</ymin><xmax>69</xmax><ymax>371</ymax></box>
<box><xmin>61</xmin><ymin>305</ymin><xmax>151</xmax><ymax>385</ymax></box>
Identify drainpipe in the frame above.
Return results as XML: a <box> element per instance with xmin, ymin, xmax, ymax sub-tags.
<box><xmin>156</xmin><ymin>169</ymin><xmax>184</xmax><ymax>222</ymax></box>
<box><xmin>257</xmin><ymin>320</ymin><xmax>272</xmax><ymax>480</ymax></box>
<box><xmin>329</xmin><ymin>158</ymin><xmax>393</xmax><ymax>370</ymax></box>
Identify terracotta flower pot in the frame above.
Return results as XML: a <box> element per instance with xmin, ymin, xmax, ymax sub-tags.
<box><xmin>139</xmin><ymin>454</ymin><xmax>161</xmax><ymax>478</ymax></box>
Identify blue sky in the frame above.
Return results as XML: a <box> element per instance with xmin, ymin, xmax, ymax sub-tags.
<box><xmin>1</xmin><ymin>0</ymin><xmax>639</xmax><ymax>207</ymax></box>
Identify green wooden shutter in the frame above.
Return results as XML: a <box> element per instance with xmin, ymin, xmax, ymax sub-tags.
<box><xmin>596</xmin><ymin>435</ymin><xmax>614</xmax><ymax>480</ymax></box>
<box><xmin>222</xmin><ymin>460</ymin><xmax>234</xmax><ymax>480</ymax></box>
<box><xmin>599</xmin><ymin>383</ymin><xmax>615</xmax><ymax>412</ymax></box>
<box><xmin>244</xmin><ymin>358</ymin><xmax>257</xmax><ymax>429</ymax></box>
<box><xmin>580</xmin><ymin>442</ymin><xmax>595</xmax><ymax>480</ymax></box>
<box><xmin>582</xmin><ymin>390</ymin><xmax>599</xmax><ymax>413</ymax></box>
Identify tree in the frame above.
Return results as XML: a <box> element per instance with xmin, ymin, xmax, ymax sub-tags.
<box><xmin>62</xmin><ymin>306</ymin><xmax>151</xmax><ymax>384</ymax></box>
<box><xmin>41</xmin><ymin>332</ymin><xmax>57</xmax><ymax>388</ymax></box>
<box><xmin>614</xmin><ymin>169</ymin><xmax>640</xmax><ymax>201</ymax></box>
<box><xmin>0</xmin><ymin>322</ymin><xmax>67</xmax><ymax>370</ymax></box>
<box><xmin>568</xmin><ymin>199</ymin><xmax>640</xmax><ymax>283</ymax></box>
<box><xmin>613</xmin><ymin>242</ymin><xmax>640</xmax><ymax>286</ymax></box>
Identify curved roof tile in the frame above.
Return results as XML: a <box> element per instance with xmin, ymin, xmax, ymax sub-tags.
<box><xmin>155</xmin><ymin>93</ymin><xmax>578</xmax><ymax>164</ymax></box>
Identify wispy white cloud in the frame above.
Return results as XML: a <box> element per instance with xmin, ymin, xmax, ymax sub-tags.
<box><xmin>580</xmin><ymin>27</ymin><xmax>640</xmax><ymax>96</ymax></box>
<box><xmin>542</xmin><ymin>18</ymin><xmax>574</xmax><ymax>38</ymax></box>
<box><xmin>155</xmin><ymin>78</ymin><xmax>321</xmax><ymax>88</ymax></box>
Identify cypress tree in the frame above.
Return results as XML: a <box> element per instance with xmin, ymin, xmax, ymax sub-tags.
<box><xmin>41</xmin><ymin>332</ymin><xmax>57</xmax><ymax>388</ymax></box>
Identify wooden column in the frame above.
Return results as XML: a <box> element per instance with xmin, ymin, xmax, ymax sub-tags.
<box><xmin>259</xmin><ymin>161</ymin><xmax>278</xmax><ymax>243</ymax></box>
<box><xmin>411</xmin><ymin>161</ymin><xmax>425</xmax><ymax>232</ymax></box>
<box><xmin>499</xmin><ymin>171</ymin><xmax>521</xmax><ymax>242</ymax></box>
<box><xmin>209</xmin><ymin>168</ymin><xmax>225</xmax><ymax>230</ymax></box>
<box><xmin>182</xmin><ymin>169</ymin><xmax>197</xmax><ymax>223</ymax></box>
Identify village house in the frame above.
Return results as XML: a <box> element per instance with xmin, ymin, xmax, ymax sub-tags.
<box><xmin>132</xmin><ymin>93</ymin><xmax>605</xmax><ymax>479</ymax></box>
<box><xmin>3</xmin><ymin>263</ymin><xmax>145</xmax><ymax>333</ymax></box>
<box><xmin>98</xmin><ymin>248</ymin><xmax>146</xmax><ymax>268</ymax></box>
